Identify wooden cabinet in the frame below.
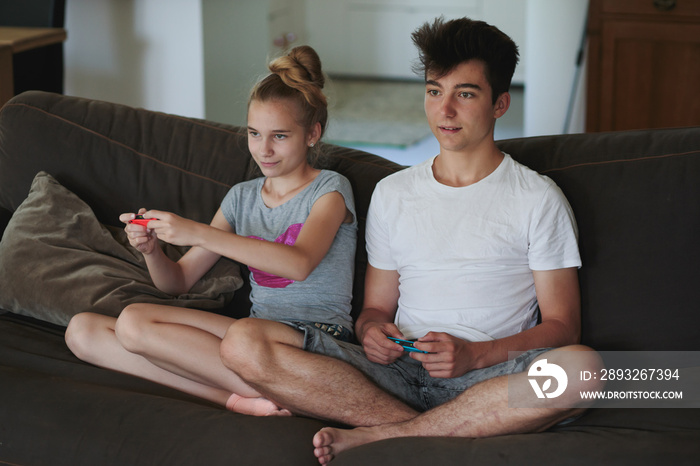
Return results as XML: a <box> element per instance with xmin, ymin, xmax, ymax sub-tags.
<box><xmin>586</xmin><ymin>0</ymin><xmax>700</xmax><ymax>131</ymax></box>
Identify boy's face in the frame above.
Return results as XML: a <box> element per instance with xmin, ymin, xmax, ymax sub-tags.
<box><xmin>424</xmin><ymin>60</ymin><xmax>509</xmax><ymax>155</ymax></box>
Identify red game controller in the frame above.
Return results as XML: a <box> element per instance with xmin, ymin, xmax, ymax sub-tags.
<box><xmin>129</xmin><ymin>215</ymin><xmax>156</xmax><ymax>227</ymax></box>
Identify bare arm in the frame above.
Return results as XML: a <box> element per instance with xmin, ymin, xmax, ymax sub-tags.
<box><xmin>355</xmin><ymin>265</ymin><xmax>406</xmax><ymax>364</ymax></box>
<box><xmin>411</xmin><ymin>267</ymin><xmax>581</xmax><ymax>378</ymax></box>
<box><xmin>143</xmin><ymin>190</ymin><xmax>350</xmax><ymax>287</ymax></box>
<box><xmin>121</xmin><ymin>210</ymin><xmax>231</xmax><ymax>296</ymax></box>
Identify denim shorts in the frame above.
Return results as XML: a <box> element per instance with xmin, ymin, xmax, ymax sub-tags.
<box><xmin>296</xmin><ymin>323</ymin><xmax>550</xmax><ymax>412</ymax></box>
<box><xmin>282</xmin><ymin>320</ymin><xmax>353</xmax><ymax>343</ymax></box>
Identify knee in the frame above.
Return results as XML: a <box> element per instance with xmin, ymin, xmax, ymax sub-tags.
<box><xmin>220</xmin><ymin>318</ymin><xmax>274</xmax><ymax>381</ymax></box>
<box><xmin>539</xmin><ymin>345</ymin><xmax>606</xmax><ymax>403</ymax></box>
<box><xmin>65</xmin><ymin>312</ymin><xmax>102</xmax><ymax>361</ymax></box>
<box><xmin>113</xmin><ymin>304</ymin><xmax>150</xmax><ymax>353</ymax></box>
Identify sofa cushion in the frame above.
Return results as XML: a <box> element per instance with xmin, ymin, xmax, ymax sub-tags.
<box><xmin>498</xmin><ymin>128</ymin><xmax>700</xmax><ymax>351</ymax></box>
<box><xmin>0</xmin><ymin>172</ymin><xmax>243</xmax><ymax>326</ymax></box>
<box><xmin>0</xmin><ymin>91</ymin><xmax>404</xmax><ymax>320</ymax></box>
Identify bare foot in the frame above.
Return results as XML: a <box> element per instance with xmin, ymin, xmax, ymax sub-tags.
<box><xmin>226</xmin><ymin>393</ymin><xmax>292</xmax><ymax>417</ymax></box>
<box><xmin>312</xmin><ymin>426</ymin><xmax>380</xmax><ymax>465</ymax></box>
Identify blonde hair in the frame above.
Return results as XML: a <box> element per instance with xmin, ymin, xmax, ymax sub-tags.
<box><xmin>249</xmin><ymin>46</ymin><xmax>328</xmax><ymax>139</ymax></box>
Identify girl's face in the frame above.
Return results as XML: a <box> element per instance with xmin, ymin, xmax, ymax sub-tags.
<box><xmin>247</xmin><ymin>99</ymin><xmax>319</xmax><ymax>179</ymax></box>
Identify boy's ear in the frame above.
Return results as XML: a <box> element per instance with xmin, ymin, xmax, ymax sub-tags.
<box><xmin>494</xmin><ymin>92</ymin><xmax>511</xmax><ymax>119</ymax></box>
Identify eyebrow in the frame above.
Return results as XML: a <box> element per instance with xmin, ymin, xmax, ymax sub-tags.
<box><xmin>425</xmin><ymin>80</ymin><xmax>482</xmax><ymax>91</ymax></box>
<box><xmin>247</xmin><ymin>126</ymin><xmax>291</xmax><ymax>133</ymax></box>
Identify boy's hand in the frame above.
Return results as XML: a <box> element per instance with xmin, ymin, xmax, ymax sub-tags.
<box><xmin>408</xmin><ymin>332</ymin><xmax>476</xmax><ymax>378</ymax></box>
<box><xmin>360</xmin><ymin>322</ymin><xmax>405</xmax><ymax>365</ymax></box>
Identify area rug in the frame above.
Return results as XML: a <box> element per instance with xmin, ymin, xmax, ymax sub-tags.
<box><xmin>325</xmin><ymin>78</ymin><xmax>432</xmax><ymax>148</ymax></box>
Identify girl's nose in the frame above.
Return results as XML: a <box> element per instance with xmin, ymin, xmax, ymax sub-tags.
<box><xmin>261</xmin><ymin>138</ymin><xmax>274</xmax><ymax>155</ymax></box>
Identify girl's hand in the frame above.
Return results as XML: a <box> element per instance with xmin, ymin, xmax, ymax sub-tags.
<box><xmin>120</xmin><ymin>208</ymin><xmax>158</xmax><ymax>255</ymax></box>
<box><xmin>360</xmin><ymin>322</ymin><xmax>405</xmax><ymax>365</ymax></box>
<box><xmin>141</xmin><ymin>210</ymin><xmax>202</xmax><ymax>247</ymax></box>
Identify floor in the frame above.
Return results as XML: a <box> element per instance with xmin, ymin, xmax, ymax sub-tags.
<box><xmin>338</xmin><ymin>86</ymin><xmax>524</xmax><ymax>167</ymax></box>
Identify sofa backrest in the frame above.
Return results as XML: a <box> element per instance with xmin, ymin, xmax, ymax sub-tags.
<box><xmin>0</xmin><ymin>91</ymin><xmax>402</xmax><ymax>318</ymax></box>
<box><xmin>498</xmin><ymin>128</ymin><xmax>700</xmax><ymax>351</ymax></box>
<box><xmin>3</xmin><ymin>92</ymin><xmax>699</xmax><ymax>351</ymax></box>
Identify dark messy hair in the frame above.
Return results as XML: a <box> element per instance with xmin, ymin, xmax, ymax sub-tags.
<box><xmin>411</xmin><ymin>17</ymin><xmax>519</xmax><ymax>103</ymax></box>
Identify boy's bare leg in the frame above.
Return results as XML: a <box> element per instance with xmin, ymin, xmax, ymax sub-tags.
<box><xmin>220</xmin><ymin>318</ymin><xmax>419</xmax><ymax>426</ymax></box>
<box><xmin>312</xmin><ymin>345</ymin><xmax>601</xmax><ymax>464</ymax></box>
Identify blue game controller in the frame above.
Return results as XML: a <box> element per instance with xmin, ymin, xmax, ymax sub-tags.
<box><xmin>387</xmin><ymin>337</ymin><xmax>429</xmax><ymax>354</ymax></box>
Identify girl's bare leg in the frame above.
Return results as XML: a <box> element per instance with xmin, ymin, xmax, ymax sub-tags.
<box><xmin>65</xmin><ymin>305</ymin><xmax>286</xmax><ymax>415</ymax></box>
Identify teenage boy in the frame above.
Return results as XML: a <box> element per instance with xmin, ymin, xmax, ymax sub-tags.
<box><xmin>220</xmin><ymin>16</ymin><xmax>601</xmax><ymax>465</ymax></box>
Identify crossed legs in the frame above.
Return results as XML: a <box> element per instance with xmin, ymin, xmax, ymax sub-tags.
<box><xmin>311</xmin><ymin>346</ymin><xmax>602</xmax><ymax>463</ymax></box>
<box><xmin>220</xmin><ymin>320</ymin><xmax>602</xmax><ymax>464</ymax></box>
<box><xmin>65</xmin><ymin>304</ymin><xmax>288</xmax><ymax>416</ymax></box>
<box><xmin>220</xmin><ymin>318</ymin><xmax>419</xmax><ymax>426</ymax></box>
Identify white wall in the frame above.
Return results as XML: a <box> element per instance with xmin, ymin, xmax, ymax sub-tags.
<box><xmin>201</xmin><ymin>0</ymin><xmax>272</xmax><ymax>126</ymax></box>
<box><xmin>524</xmin><ymin>0</ymin><xmax>588</xmax><ymax>136</ymax></box>
<box><xmin>305</xmin><ymin>0</ymin><xmax>527</xmax><ymax>84</ymax></box>
<box><xmin>64</xmin><ymin>0</ymin><xmax>205</xmax><ymax>118</ymax></box>
<box><xmin>62</xmin><ymin>0</ymin><xmax>589</xmax><ymax>134</ymax></box>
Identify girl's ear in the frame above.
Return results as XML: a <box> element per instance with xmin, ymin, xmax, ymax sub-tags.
<box><xmin>307</xmin><ymin>122</ymin><xmax>323</xmax><ymax>147</ymax></box>
<box><xmin>494</xmin><ymin>92</ymin><xmax>511</xmax><ymax>119</ymax></box>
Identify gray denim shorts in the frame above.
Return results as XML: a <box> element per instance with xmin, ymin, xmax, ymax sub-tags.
<box><xmin>295</xmin><ymin>323</ymin><xmax>550</xmax><ymax>412</ymax></box>
<box><xmin>282</xmin><ymin>320</ymin><xmax>353</xmax><ymax>343</ymax></box>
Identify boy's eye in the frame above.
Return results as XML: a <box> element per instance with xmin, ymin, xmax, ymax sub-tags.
<box><xmin>427</xmin><ymin>89</ymin><xmax>440</xmax><ymax>97</ymax></box>
<box><xmin>459</xmin><ymin>92</ymin><xmax>474</xmax><ymax>99</ymax></box>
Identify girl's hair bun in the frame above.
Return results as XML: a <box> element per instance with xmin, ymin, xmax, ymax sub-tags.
<box><xmin>268</xmin><ymin>45</ymin><xmax>326</xmax><ymax>108</ymax></box>
<box><xmin>250</xmin><ymin>45</ymin><xmax>329</xmax><ymax>138</ymax></box>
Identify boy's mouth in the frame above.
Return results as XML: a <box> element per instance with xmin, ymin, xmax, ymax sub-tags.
<box><xmin>439</xmin><ymin>126</ymin><xmax>461</xmax><ymax>133</ymax></box>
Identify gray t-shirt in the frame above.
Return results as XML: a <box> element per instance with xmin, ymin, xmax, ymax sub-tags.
<box><xmin>221</xmin><ymin>170</ymin><xmax>357</xmax><ymax>330</ymax></box>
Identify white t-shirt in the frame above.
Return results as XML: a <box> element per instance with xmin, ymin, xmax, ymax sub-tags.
<box><xmin>365</xmin><ymin>154</ymin><xmax>581</xmax><ymax>342</ymax></box>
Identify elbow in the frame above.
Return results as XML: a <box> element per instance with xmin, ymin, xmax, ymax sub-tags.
<box><xmin>288</xmin><ymin>257</ymin><xmax>317</xmax><ymax>282</ymax></box>
<box><xmin>541</xmin><ymin>317</ymin><xmax>581</xmax><ymax>347</ymax></box>
<box><xmin>153</xmin><ymin>276</ymin><xmax>191</xmax><ymax>296</ymax></box>
<box><xmin>565</xmin><ymin>323</ymin><xmax>582</xmax><ymax>346</ymax></box>
<box><xmin>289</xmin><ymin>268</ymin><xmax>312</xmax><ymax>283</ymax></box>
<box><xmin>156</xmin><ymin>284</ymin><xmax>188</xmax><ymax>297</ymax></box>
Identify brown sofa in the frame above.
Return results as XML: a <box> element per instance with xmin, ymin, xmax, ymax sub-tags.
<box><xmin>1</xmin><ymin>91</ymin><xmax>699</xmax><ymax>465</ymax></box>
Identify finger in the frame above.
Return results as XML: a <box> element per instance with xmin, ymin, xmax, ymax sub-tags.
<box><xmin>125</xmin><ymin>223</ymin><xmax>148</xmax><ymax>234</ymax></box>
<box><xmin>417</xmin><ymin>331</ymin><xmax>447</xmax><ymax>342</ymax></box>
<box><xmin>367</xmin><ymin>338</ymin><xmax>402</xmax><ymax>358</ymax></box>
<box><xmin>132</xmin><ymin>234</ymin><xmax>151</xmax><ymax>245</ymax></box>
<box><xmin>366</xmin><ymin>351</ymin><xmax>399</xmax><ymax>365</ymax></box>
<box><xmin>119</xmin><ymin>212</ymin><xmax>136</xmax><ymax>224</ymax></box>
<box><xmin>414</xmin><ymin>340</ymin><xmax>439</xmax><ymax>353</ymax></box>
<box><xmin>144</xmin><ymin>209</ymin><xmax>166</xmax><ymax>220</ymax></box>
<box><xmin>383</xmin><ymin>323</ymin><xmax>405</xmax><ymax>339</ymax></box>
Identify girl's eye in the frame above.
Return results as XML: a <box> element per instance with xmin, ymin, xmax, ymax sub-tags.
<box><xmin>248</xmin><ymin>131</ymin><xmax>260</xmax><ymax>137</ymax></box>
<box><xmin>274</xmin><ymin>134</ymin><xmax>287</xmax><ymax>140</ymax></box>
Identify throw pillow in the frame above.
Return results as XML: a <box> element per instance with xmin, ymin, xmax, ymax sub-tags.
<box><xmin>0</xmin><ymin>172</ymin><xmax>243</xmax><ymax>326</ymax></box>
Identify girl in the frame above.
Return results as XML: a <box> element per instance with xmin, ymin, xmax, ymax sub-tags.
<box><xmin>65</xmin><ymin>45</ymin><xmax>357</xmax><ymax>416</ymax></box>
